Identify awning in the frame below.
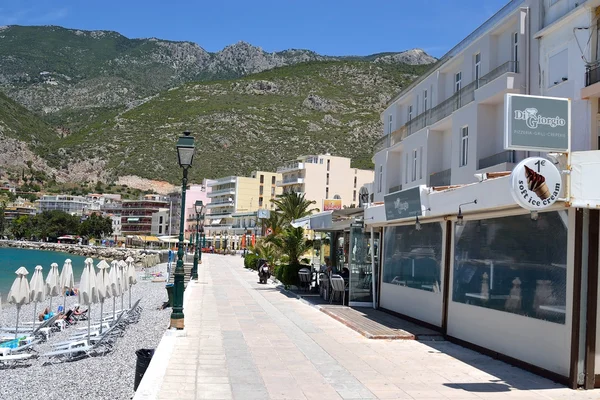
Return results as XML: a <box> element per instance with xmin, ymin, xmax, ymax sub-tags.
<box><xmin>211</xmin><ymin>219</ymin><xmax>222</xmax><ymax>225</ymax></box>
<box><xmin>290</xmin><ymin>211</ymin><xmax>334</xmax><ymax>230</ymax></box>
<box><xmin>140</xmin><ymin>236</ymin><xmax>159</xmax><ymax>242</ymax></box>
<box><xmin>57</xmin><ymin>235</ymin><xmax>76</xmax><ymax>240</ymax></box>
<box><xmin>127</xmin><ymin>217</ymin><xmax>140</xmax><ymax>222</ymax></box>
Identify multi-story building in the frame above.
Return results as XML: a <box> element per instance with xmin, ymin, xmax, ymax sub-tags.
<box><xmin>109</xmin><ymin>215</ymin><xmax>122</xmax><ymax>237</ymax></box>
<box><xmin>365</xmin><ymin>0</ymin><xmax>600</xmax><ymax>389</ymax></box>
<box><xmin>36</xmin><ymin>195</ymin><xmax>91</xmax><ymax>216</ymax></box>
<box><xmin>184</xmin><ymin>180</ymin><xmax>214</xmax><ymax>242</ymax></box>
<box><xmin>277</xmin><ymin>154</ymin><xmax>373</xmax><ymax>209</ymax></box>
<box><xmin>120</xmin><ymin>194</ymin><xmax>170</xmax><ymax>236</ymax></box>
<box><xmin>205</xmin><ymin>171</ymin><xmax>281</xmax><ymax>239</ymax></box>
<box><xmin>3</xmin><ymin>200</ymin><xmax>36</xmax><ymax>225</ymax></box>
<box><xmin>151</xmin><ymin>208</ymin><xmax>170</xmax><ymax>236</ymax></box>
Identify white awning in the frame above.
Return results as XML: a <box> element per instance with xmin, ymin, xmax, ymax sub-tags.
<box><xmin>211</xmin><ymin>219</ymin><xmax>222</xmax><ymax>225</ymax></box>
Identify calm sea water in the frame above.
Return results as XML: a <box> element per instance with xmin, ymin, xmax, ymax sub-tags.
<box><xmin>0</xmin><ymin>248</ymin><xmax>98</xmax><ymax>302</ymax></box>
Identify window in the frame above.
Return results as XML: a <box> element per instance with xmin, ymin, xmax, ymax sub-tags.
<box><xmin>408</xmin><ymin>105</ymin><xmax>413</xmax><ymax>121</ymax></box>
<box><xmin>513</xmin><ymin>32</ymin><xmax>519</xmax><ymax>68</ymax></box>
<box><xmin>353</xmin><ymin>190</ymin><xmax>356</xmax><ymax>202</ymax></box>
<box><xmin>259</xmin><ymin>186</ymin><xmax>264</xmax><ymax>195</ymax></box>
<box><xmin>325</xmin><ymin>187</ymin><xmax>329</xmax><ymax>199</ymax></box>
<box><xmin>455</xmin><ymin>72</ymin><xmax>462</xmax><ymax>93</ymax></box>
<box><xmin>353</xmin><ymin>176</ymin><xmax>357</xmax><ymax>188</ymax></box>
<box><xmin>378</xmin><ymin>166</ymin><xmax>383</xmax><ymax>193</ymax></box>
<box><xmin>388</xmin><ymin>114</ymin><xmax>393</xmax><ymax>134</ymax></box>
<box><xmin>474</xmin><ymin>53</ymin><xmax>481</xmax><ymax>88</ymax></box>
<box><xmin>159</xmin><ymin>226</ymin><xmax>162</xmax><ymax>234</ymax></box>
<box><xmin>259</xmin><ymin>198</ymin><xmax>263</xmax><ymax>207</ymax></box>
<box><xmin>159</xmin><ymin>216</ymin><xmax>163</xmax><ymax>224</ymax></box>
<box><xmin>326</xmin><ymin>173</ymin><xmax>329</xmax><ymax>185</ymax></box>
<box><xmin>271</xmin><ymin>176</ymin><xmax>276</xmax><ymax>185</ymax></box>
<box><xmin>460</xmin><ymin>126</ymin><xmax>469</xmax><ymax>167</ymax></box>
<box><xmin>548</xmin><ymin>48</ymin><xmax>568</xmax><ymax>87</ymax></box>
<box><xmin>319</xmin><ymin>158</ymin><xmax>323</xmax><ymax>164</ymax></box>
<box><xmin>419</xmin><ymin>146</ymin><xmax>423</xmax><ymax>179</ymax></box>
<box><xmin>271</xmin><ymin>187</ymin><xmax>275</xmax><ymax>196</ymax></box>
<box><xmin>453</xmin><ymin>212</ymin><xmax>568</xmax><ymax>324</ymax></box>
<box><xmin>260</xmin><ymin>175</ymin><xmax>264</xmax><ymax>184</ymax></box>
<box><xmin>382</xmin><ymin>222</ymin><xmax>443</xmax><ymax>292</ymax></box>
<box><xmin>423</xmin><ymin>89</ymin><xmax>428</xmax><ymax>112</ymax></box>
<box><xmin>412</xmin><ymin>149</ymin><xmax>418</xmax><ymax>181</ymax></box>
<box><xmin>327</xmin><ymin>159</ymin><xmax>330</xmax><ymax>171</ymax></box>
<box><xmin>405</xmin><ymin>154</ymin><xmax>409</xmax><ymax>184</ymax></box>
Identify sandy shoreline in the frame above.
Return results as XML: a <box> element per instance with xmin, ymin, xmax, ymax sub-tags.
<box><xmin>0</xmin><ymin>264</ymin><xmax>171</xmax><ymax>400</ymax></box>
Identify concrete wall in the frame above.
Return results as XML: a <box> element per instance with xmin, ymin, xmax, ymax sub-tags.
<box><xmin>235</xmin><ymin>177</ymin><xmax>259</xmax><ymax>213</ymax></box>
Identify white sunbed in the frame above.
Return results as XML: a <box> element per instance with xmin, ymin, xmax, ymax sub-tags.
<box><xmin>0</xmin><ymin>353</ymin><xmax>36</xmax><ymax>368</ymax></box>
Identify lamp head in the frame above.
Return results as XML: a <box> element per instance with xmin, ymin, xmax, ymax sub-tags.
<box><xmin>195</xmin><ymin>200</ymin><xmax>205</xmax><ymax>215</ymax></box>
<box><xmin>176</xmin><ymin>131</ymin><xmax>195</xmax><ymax>168</ymax></box>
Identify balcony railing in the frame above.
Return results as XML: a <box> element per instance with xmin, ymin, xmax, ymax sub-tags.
<box><xmin>478</xmin><ymin>150</ymin><xmax>516</xmax><ymax>170</ymax></box>
<box><xmin>375</xmin><ymin>61</ymin><xmax>519</xmax><ymax>155</ymax></box>
<box><xmin>429</xmin><ymin>168</ymin><xmax>451</xmax><ymax>187</ymax></box>
<box><xmin>586</xmin><ymin>64</ymin><xmax>600</xmax><ymax>87</ymax></box>
<box><xmin>388</xmin><ymin>184</ymin><xmax>402</xmax><ymax>194</ymax></box>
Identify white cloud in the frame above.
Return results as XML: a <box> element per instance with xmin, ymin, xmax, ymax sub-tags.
<box><xmin>0</xmin><ymin>6</ymin><xmax>69</xmax><ymax>25</ymax></box>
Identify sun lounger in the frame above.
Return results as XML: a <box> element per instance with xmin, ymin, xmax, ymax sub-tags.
<box><xmin>52</xmin><ymin>313</ymin><xmax>126</xmax><ymax>349</ymax></box>
<box><xmin>0</xmin><ymin>353</ymin><xmax>36</xmax><ymax>368</ymax></box>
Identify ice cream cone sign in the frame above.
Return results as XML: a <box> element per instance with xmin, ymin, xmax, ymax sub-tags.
<box><xmin>510</xmin><ymin>157</ymin><xmax>563</xmax><ymax>210</ymax></box>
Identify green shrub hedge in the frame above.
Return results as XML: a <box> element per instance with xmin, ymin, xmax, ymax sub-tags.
<box><xmin>275</xmin><ymin>264</ymin><xmax>311</xmax><ymax>288</ymax></box>
<box><xmin>244</xmin><ymin>253</ymin><xmax>259</xmax><ymax>270</ymax></box>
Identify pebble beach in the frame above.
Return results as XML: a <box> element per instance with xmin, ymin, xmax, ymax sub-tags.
<box><xmin>0</xmin><ymin>264</ymin><xmax>171</xmax><ymax>400</ymax></box>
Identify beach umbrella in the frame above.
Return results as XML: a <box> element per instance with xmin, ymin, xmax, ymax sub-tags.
<box><xmin>96</xmin><ymin>260</ymin><xmax>111</xmax><ymax>334</ymax></box>
<box><xmin>108</xmin><ymin>260</ymin><xmax>122</xmax><ymax>321</ymax></box>
<box><xmin>59</xmin><ymin>259</ymin><xmax>75</xmax><ymax>310</ymax></box>
<box><xmin>29</xmin><ymin>265</ymin><xmax>46</xmax><ymax>331</ymax></box>
<box><xmin>79</xmin><ymin>258</ymin><xmax>99</xmax><ymax>340</ymax></box>
<box><xmin>45</xmin><ymin>262</ymin><xmax>60</xmax><ymax>312</ymax></box>
<box><xmin>7</xmin><ymin>267</ymin><xmax>30</xmax><ymax>339</ymax></box>
<box><xmin>118</xmin><ymin>260</ymin><xmax>127</xmax><ymax>312</ymax></box>
<box><xmin>126</xmin><ymin>259</ymin><xmax>137</xmax><ymax>309</ymax></box>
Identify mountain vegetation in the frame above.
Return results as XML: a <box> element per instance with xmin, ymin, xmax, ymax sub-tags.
<box><xmin>0</xmin><ymin>25</ymin><xmax>435</xmax><ymax>186</ymax></box>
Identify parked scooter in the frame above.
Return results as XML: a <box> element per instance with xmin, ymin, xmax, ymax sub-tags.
<box><xmin>257</xmin><ymin>259</ymin><xmax>270</xmax><ymax>284</ymax></box>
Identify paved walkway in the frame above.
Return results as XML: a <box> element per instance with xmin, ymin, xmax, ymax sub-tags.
<box><xmin>156</xmin><ymin>255</ymin><xmax>598</xmax><ymax>400</ymax></box>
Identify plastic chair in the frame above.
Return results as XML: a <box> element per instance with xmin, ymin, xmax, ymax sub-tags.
<box><xmin>330</xmin><ymin>275</ymin><xmax>346</xmax><ymax>305</ymax></box>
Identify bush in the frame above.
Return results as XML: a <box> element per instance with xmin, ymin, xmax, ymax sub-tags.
<box><xmin>244</xmin><ymin>253</ymin><xmax>259</xmax><ymax>270</ymax></box>
<box><xmin>275</xmin><ymin>264</ymin><xmax>310</xmax><ymax>288</ymax></box>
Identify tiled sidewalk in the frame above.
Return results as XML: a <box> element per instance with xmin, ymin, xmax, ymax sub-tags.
<box><xmin>156</xmin><ymin>255</ymin><xmax>598</xmax><ymax>400</ymax></box>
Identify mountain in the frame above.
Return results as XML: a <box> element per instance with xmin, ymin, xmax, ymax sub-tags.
<box><xmin>0</xmin><ymin>25</ymin><xmax>435</xmax><ymax>186</ymax></box>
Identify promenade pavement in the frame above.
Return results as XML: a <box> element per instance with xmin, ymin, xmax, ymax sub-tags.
<box><xmin>156</xmin><ymin>254</ymin><xmax>598</xmax><ymax>400</ymax></box>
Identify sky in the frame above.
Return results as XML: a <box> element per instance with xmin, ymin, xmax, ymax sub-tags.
<box><xmin>0</xmin><ymin>0</ymin><xmax>509</xmax><ymax>57</ymax></box>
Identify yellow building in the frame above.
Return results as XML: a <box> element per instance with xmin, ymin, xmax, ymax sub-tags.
<box><xmin>205</xmin><ymin>171</ymin><xmax>282</xmax><ymax>241</ymax></box>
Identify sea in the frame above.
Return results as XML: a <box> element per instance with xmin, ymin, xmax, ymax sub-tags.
<box><xmin>0</xmin><ymin>247</ymin><xmax>98</xmax><ymax>303</ymax></box>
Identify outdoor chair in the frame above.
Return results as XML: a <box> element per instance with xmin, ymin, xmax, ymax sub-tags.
<box><xmin>56</xmin><ymin>312</ymin><xmax>126</xmax><ymax>347</ymax></box>
<box><xmin>298</xmin><ymin>269</ymin><xmax>312</xmax><ymax>292</ymax></box>
<box><xmin>330</xmin><ymin>275</ymin><xmax>346</xmax><ymax>305</ymax></box>
<box><xmin>318</xmin><ymin>273</ymin><xmax>329</xmax><ymax>299</ymax></box>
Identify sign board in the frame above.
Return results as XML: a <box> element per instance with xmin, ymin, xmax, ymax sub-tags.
<box><xmin>323</xmin><ymin>199</ymin><xmax>342</xmax><ymax>211</ymax></box>
<box><xmin>266</xmin><ymin>227</ymin><xmax>273</xmax><ymax>236</ymax></box>
<box><xmin>257</xmin><ymin>209</ymin><xmax>270</xmax><ymax>219</ymax></box>
<box><xmin>384</xmin><ymin>187</ymin><xmax>422</xmax><ymax>221</ymax></box>
<box><xmin>509</xmin><ymin>157</ymin><xmax>563</xmax><ymax>210</ymax></box>
<box><xmin>504</xmin><ymin>94</ymin><xmax>570</xmax><ymax>153</ymax></box>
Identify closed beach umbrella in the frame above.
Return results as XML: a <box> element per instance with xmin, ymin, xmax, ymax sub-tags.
<box><xmin>118</xmin><ymin>260</ymin><xmax>127</xmax><ymax>312</ymax></box>
<box><xmin>59</xmin><ymin>259</ymin><xmax>75</xmax><ymax>310</ymax></box>
<box><xmin>126</xmin><ymin>259</ymin><xmax>137</xmax><ymax>309</ymax></box>
<box><xmin>29</xmin><ymin>265</ymin><xmax>46</xmax><ymax>330</ymax></box>
<box><xmin>7</xmin><ymin>267</ymin><xmax>30</xmax><ymax>339</ymax></box>
<box><xmin>46</xmin><ymin>262</ymin><xmax>60</xmax><ymax>312</ymax></box>
<box><xmin>108</xmin><ymin>260</ymin><xmax>121</xmax><ymax>321</ymax></box>
<box><xmin>96</xmin><ymin>260</ymin><xmax>111</xmax><ymax>334</ymax></box>
<box><xmin>79</xmin><ymin>258</ymin><xmax>99</xmax><ymax>340</ymax></box>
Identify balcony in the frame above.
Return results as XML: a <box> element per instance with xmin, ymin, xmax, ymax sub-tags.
<box><xmin>375</xmin><ymin>61</ymin><xmax>519</xmax><ymax>154</ymax></box>
<box><xmin>478</xmin><ymin>150</ymin><xmax>516</xmax><ymax>170</ymax></box>
<box><xmin>207</xmin><ymin>187</ymin><xmax>236</xmax><ymax>197</ymax></box>
<box><xmin>276</xmin><ymin>177</ymin><xmax>304</xmax><ymax>186</ymax></box>
<box><xmin>429</xmin><ymin>168</ymin><xmax>451</xmax><ymax>187</ymax></box>
<box><xmin>206</xmin><ymin>199</ymin><xmax>234</xmax><ymax>208</ymax></box>
<box><xmin>208</xmin><ymin>177</ymin><xmax>236</xmax><ymax>187</ymax></box>
<box><xmin>277</xmin><ymin>162</ymin><xmax>305</xmax><ymax>173</ymax></box>
<box><xmin>388</xmin><ymin>184</ymin><xmax>402</xmax><ymax>194</ymax></box>
<box><xmin>582</xmin><ymin>64</ymin><xmax>600</xmax><ymax>99</ymax></box>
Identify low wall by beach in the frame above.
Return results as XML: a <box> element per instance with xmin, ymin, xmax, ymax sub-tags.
<box><xmin>0</xmin><ymin>240</ymin><xmax>166</xmax><ymax>266</ymax></box>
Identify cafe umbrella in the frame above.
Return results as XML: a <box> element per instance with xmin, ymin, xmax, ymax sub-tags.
<box><xmin>45</xmin><ymin>262</ymin><xmax>60</xmax><ymax>312</ymax></box>
<box><xmin>108</xmin><ymin>260</ymin><xmax>121</xmax><ymax>321</ymax></box>
<box><xmin>59</xmin><ymin>259</ymin><xmax>75</xmax><ymax>310</ymax></box>
<box><xmin>7</xmin><ymin>267</ymin><xmax>30</xmax><ymax>339</ymax></box>
<box><xmin>29</xmin><ymin>265</ymin><xmax>46</xmax><ymax>330</ymax></box>
<box><xmin>79</xmin><ymin>258</ymin><xmax>99</xmax><ymax>340</ymax></box>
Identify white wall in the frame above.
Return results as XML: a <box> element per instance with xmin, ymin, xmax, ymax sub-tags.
<box><xmin>400</xmin><ymin>128</ymin><xmax>429</xmax><ymax>190</ymax></box>
<box><xmin>451</xmin><ymin>103</ymin><xmax>478</xmax><ymax>184</ymax></box>
<box><xmin>373</xmin><ymin>150</ymin><xmax>387</xmax><ymax>202</ymax></box>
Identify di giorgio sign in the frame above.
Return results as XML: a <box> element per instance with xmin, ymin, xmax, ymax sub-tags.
<box><xmin>509</xmin><ymin>157</ymin><xmax>563</xmax><ymax>210</ymax></box>
<box><xmin>504</xmin><ymin>94</ymin><xmax>570</xmax><ymax>153</ymax></box>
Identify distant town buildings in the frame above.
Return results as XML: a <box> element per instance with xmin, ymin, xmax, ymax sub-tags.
<box><xmin>120</xmin><ymin>194</ymin><xmax>170</xmax><ymax>236</ymax></box>
<box><xmin>36</xmin><ymin>195</ymin><xmax>91</xmax><ymax>216</ymax></box>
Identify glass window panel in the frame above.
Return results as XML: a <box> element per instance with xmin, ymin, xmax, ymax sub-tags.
<box><xmin>382</xmin><ymin>223</ymin><xmax>443</xmax><ymax>292</ymax></box>
<box><xmin>452</xmin><ymin>211</ymin><xmax>568</xmax><ymax>324</ymax></box>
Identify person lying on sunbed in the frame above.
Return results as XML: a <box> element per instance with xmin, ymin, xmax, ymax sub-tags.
<box><xmin>73</xmin><ymin>304</ymin><xmax>88</xmax><ymax>319</ymax></box>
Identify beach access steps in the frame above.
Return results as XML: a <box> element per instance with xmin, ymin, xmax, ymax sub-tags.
<box><xmin>168</xmin><ymin>262</ymin><xmax>192</xmax><ymax>287</ymax></box>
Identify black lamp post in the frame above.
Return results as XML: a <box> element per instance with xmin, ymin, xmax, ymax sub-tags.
<box><xmin>171</xmin><ymin>131</ymin><xmax>195</xmax><ymax>330</ymax></box>
<box><xmin>192</xmin><ymin>200</ymin><xmax>205</xmax><ymax>280</ymax></box>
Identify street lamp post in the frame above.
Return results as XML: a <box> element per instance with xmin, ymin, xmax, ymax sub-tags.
<box><xmin>192</xmin><ymin>200</ymin><xmax>205</xmax><ymax>281</ymax></box>
<box><xmin>171</xmin><ymin>131</ymin><xmax>195</xmax><ymax>330</ymax></box>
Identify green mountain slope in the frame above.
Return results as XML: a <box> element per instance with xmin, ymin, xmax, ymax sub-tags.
<box><xmin>54</xmin><ymin>61</ymin><xmax>428</xmax><ymax>183</ymax></box>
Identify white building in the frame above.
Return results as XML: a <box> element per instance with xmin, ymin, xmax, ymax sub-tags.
<box><xmin>36</xmin><ymin>195</ymin><xmax>91</xmax><ymax>216</ymax></box>
<box><xmin>367</xmin><ymin>0</ymin><xmax>600</xmax><ymax>389</ymax></box>
<box><xmin>151</xmin><ymin>208</ymin><xmax>170</xmax><ymax>236</ymax></box>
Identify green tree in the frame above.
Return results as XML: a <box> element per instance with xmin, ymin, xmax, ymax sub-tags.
<box><xmin>33</xmin><ymin>210</ymin><xmax>80</xmax><ymax>241</ymax></box>
<box><xmin>270</xmin><ymin>192</ymin><xmax>319</xmax><ymax>224</ymax></box>
<box><xmin>79</xmin><ymin>213</ymin><xmax>113</xmax><ymax>239</ymax></box>
<box><xmin>11</xmin><ymin>215</ymin><xmax>33</xmax><ymax>239</ymax></box>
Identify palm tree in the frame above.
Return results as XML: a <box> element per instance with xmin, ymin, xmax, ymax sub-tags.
<box><xmin>261</xmin><ymin>211</ymin><xmax>285</xmax><ymax>238</ymax></box>
<box><xmin>271</xmin><ymin>191</ymin><xmax>319</xmax><ymax>224</ymax></box>
<box><xmin>279</xmin><ymin>226</ymin><xmax>309</xmax><ymax>267</ymax></box>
